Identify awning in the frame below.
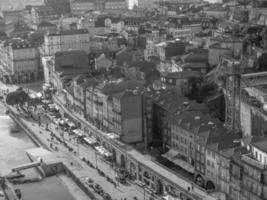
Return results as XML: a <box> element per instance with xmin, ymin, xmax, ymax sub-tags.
<box><xmin>172</xmin><ymin>158</ymin><xmax>195</xmax><ymax>174</ymax></box>
<box><xmin>162</xmin><ymin>149</ymin><xmax>179</xmax><ymax>160</ymax></box>
<box><xmin>106</xmin><ymin>132</ymin><xmax>120</xmax><ymax>139</ymax></box>
<box><xmin>68</xmin><ymin>122</ymin><xmax>76</xmax><ymax>128</ymax></box>
<box><xmin>84</xmin><ymin>136</ymin><xmax>97</xmax><ymax>145</ymax></box>
<box><xmin>72</xmin><ymin>129</ymin><xmax>83</xmax><ymax>137</ymax></box>
<box><xmin>29</xmin><ymin>93</ymin><xmax>38</xmax><ymax>99</ymax></box>
<box><xmin>95</xmin><ymin>146</ymin><xmax>112</xmax><ymax>157</ymax></box>
<box><xmin>163</xmin><ymin>195</ymin><xmax>181</xmax><ymax>200</ymax></box>
<box><xmin>36</xmin><ymin>92</ymin><xmax>42</xmax><ymax>98</ymax></box>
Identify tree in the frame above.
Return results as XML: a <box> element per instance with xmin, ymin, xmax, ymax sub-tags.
<box><xmin>6</xmin><ymin>90</ymin><xmax>29</xmax><ymax>106</ymax></box>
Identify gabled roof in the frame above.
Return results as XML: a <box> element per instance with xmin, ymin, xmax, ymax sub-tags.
<box><xmin>55</xmin><ymin>50</ymin><xmax>89</xmax><ymax>75</ymax></box>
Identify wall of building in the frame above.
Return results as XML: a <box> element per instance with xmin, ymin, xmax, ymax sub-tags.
<box><xmin>208</xmin><ymin>47</ymin><xmax>232</xmax><ymax>67</ymax></box>
<box><xmin>121</xmin><ymin>94</ymin><xmax>143</xmax><ymax>143</ymax></box>
<box><xmin>240</xmin><ymin>101</ymin><xmax>252</xmax><ymax>136</ymax></box>
<box><xmin>44</xmin><ymin>32</ymin><xmax>90</xmax><ymax>56</ymax></box>
<box><xmin>71</xmin><ymin>2</ymin><xmax>94</xmax><ymax>15</ymax></box>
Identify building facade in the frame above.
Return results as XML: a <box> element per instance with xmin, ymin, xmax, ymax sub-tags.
<box><xmin>0</xmin><ymin>40</ymin><xmax>39</xmax><ymax>84</ymax></box>
<box><xmin>43</xmin><ymin>29</ymin><xmax>90</xmax><ymax>56</ymax></box>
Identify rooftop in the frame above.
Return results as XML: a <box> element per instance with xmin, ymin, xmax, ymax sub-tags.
<box><xmin>96</xmin><ymin>80</ymin><xmax>144</xmax><ymax>95</ymax></box>
<box><xmin>48</xmin><ymin>29</ymin><xmax>89</xmax><ymax>36</ymax></box>
<box><xmin>164</xmin><ymin>71</ymin><xmax>202</xmax><ymax>79</ymax></box>
<box><xmin>252</xmin><ymin>138</ymin><xmax>267</xmax><ymax>153</ymax></box>
<box><xmin>55</xmin><ymin>50</ymin><xmax>90</xmax><ymax>75</ymax></box>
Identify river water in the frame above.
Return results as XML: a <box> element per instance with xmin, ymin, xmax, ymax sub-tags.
<box><xmin>0</xmin><ymin>105</ymin><xmax>35</xmax><ymax>175</ymax></box>
<box><xmin>0</xmin><ymin>104</ymin><xmax>78</xmax><ymax>200</ymax></box>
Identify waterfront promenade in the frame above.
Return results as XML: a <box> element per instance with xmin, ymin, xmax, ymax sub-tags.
<box><xmin>2</xmin><ymin>80</ymin><xmax>218</xmax><ymax>200</ymax></box>
<box><xmin>53</xmin><ymin>95</ymin><xmax>218</xmax><ymax>200</ymax></box>
<box><xmin>7</xmin><ymin>105</ymin><xmax>152</xmax><ymax>200</ymax></box>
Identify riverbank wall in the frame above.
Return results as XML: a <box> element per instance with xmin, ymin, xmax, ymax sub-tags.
<box><xmin>7</xmin><ymin>106</ymin><xmax>97</xmax><ymax>200</ymax></box>
<box><xmin>8</xmin><ymin>108</ymin><xmax>50</xmax><ymax>150</ymax></box>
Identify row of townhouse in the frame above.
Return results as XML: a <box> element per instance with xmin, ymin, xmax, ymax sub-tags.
<box><xmin>143</xmin><ymin>88</ymin><xmax>267</xmax><ymax>200</ymax></box>
<box><xmin>64</xmin><ymin>75</ymin><xmax>145</xmax><ymax>144</ymax></box>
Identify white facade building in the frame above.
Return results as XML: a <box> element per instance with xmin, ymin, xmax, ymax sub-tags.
<box><xmin>43</xmin><ymin>29</ymin><xmax>90</xmax><ymax>56</ymax></box>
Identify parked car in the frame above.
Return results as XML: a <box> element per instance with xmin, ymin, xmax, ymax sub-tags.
<box><xmin>93</xmin><ymin>183</ymin><xmax>103</xmax><ymax>195</ymax></box>
<box><xmin>103</xmin><ymin>193</ymin><xmax>112</xmax><ymax>200</ymax></box>
<box><xmin>86</xmin><ymin>177</ymin><xmax>94</xmax><ymax>185</ymax></box>
<box><xmin>115</xmin><ymin>176</ymin><xmax>126</xmax><ymax>184</ymax></box>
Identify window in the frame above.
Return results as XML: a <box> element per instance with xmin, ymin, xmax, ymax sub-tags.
<box><xmin>211</xmin><ymin>162</ymin><xmax>215</xmax><ymax>168</ymax></box>
<box><xmin>201</xmin><ymin>166</ymin><xmax>204</xmax><ymax>173</ymax></box>
<box><xmin>201</xmin><ymin>155</ymin><xmax>205</xmax><ymax>163</ymax></box>
<box><xmin>196</xmin><ymin>163</ymin><xmax>200</xmax><ymax>171</ymax></box>
<box><xmin>207</xmin><ymin>160</ymin><xmax>210</xmax><ymax>166</ymax></box>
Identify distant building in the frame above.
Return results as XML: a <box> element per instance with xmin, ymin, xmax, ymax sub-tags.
<box><xmin>43</xmin><ymin>29</ymin><xmax>90</xmax><ymax>56</ymax></box>
<box><xmin>105</xmin><ymin>0</ymin><xmax>127</xmax><ymax>10</ymax></box>
<box><xmin>30</xmin><ymin>5</ymin><xmax>59</xmax><ymax>29</ymax></box>
<box><xmin>71</xmin><ymin>0</ymin><xmax>97</xmax><ymax>16</ymax></box>
<box><xmin>37</xmin><ymin>21</ymin><xmax>57</xmax><ymax>32</ymax></box>
<box><xmin>137</xmin><ymin>0</ymin><xmax>157</xmax><ymax>9</ymax></box>
<box><xmin>45</xmin><ymin>0</ymin><xmax>71</xmax><ymax>15</ymax></box>
<box><xmin>51</xmin><ymin>50</ymin><xmax>90</xmax><ymax>90</ymax></box>
<box><xmin>2</xmin><ymin>9</ymin><xmax>27</xmax><ymax>25</ymax></box>
<box><xmin>161</xmin><ymin>71</ymin><xmax>202</xmax><ymax>95</ymax></box>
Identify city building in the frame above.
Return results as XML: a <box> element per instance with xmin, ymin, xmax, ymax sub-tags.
<box><xmin>51</xmin><ymin>50</ymin><xmax>90</xmax><ymax>90</ymax></box>
<box><xmin>43</xmin><ymin>29</ymin><xmax>90</xmax><ymax>56</ymax></box>
<box><xmin>85</xmin><ymin>80</ymin><xmax>144</xmax><ymax>144</ymax></box>
<box><xmin>37</xmin><ymin>21</ymin><xmax>57</xmax><ymax>32</ymax></box>
<box><xmin>30</xmin><ymin>5</ymin><xmax>59</xmax><ymax>29</ymax></box>
<box><xmin>2</xmin><ymin>9</ymin><xmax>27</xmax><ymax>25</ymax></box>
<box><xmin>137</xmin><ymin>0</ymin><xmax>157</xmax><ymax>9</ymax></box>
<box><xmin>0</xmin><ymin>39</ymin><xmax>40</xmax><ymax>84</ymax></box>
<box><xmin>161</xmin><ymin>71</ymin><xmax>202</xmax><ymax>95</ymax></box>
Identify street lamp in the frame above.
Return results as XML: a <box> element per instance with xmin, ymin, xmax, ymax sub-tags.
<box><xmin>95</xmin><ymin>151</ymin><xmax>98</xmax><ymax>169</ymax></box>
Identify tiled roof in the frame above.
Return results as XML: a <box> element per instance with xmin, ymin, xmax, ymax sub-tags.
<box><xmin>96</xmin><ymin>80</ymin><xmax>144</xmax><ymax>95</ymax></box>
<box><xmin>55</xmin><ymin>50</ymin><xmax>89</xmax><ymax>74</ymax></box>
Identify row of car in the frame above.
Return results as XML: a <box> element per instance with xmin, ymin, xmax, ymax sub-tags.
<box><xmin>85</xmin><ymin>177</ymin><xmax>112</xmax><ymax>200</ymax></box>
